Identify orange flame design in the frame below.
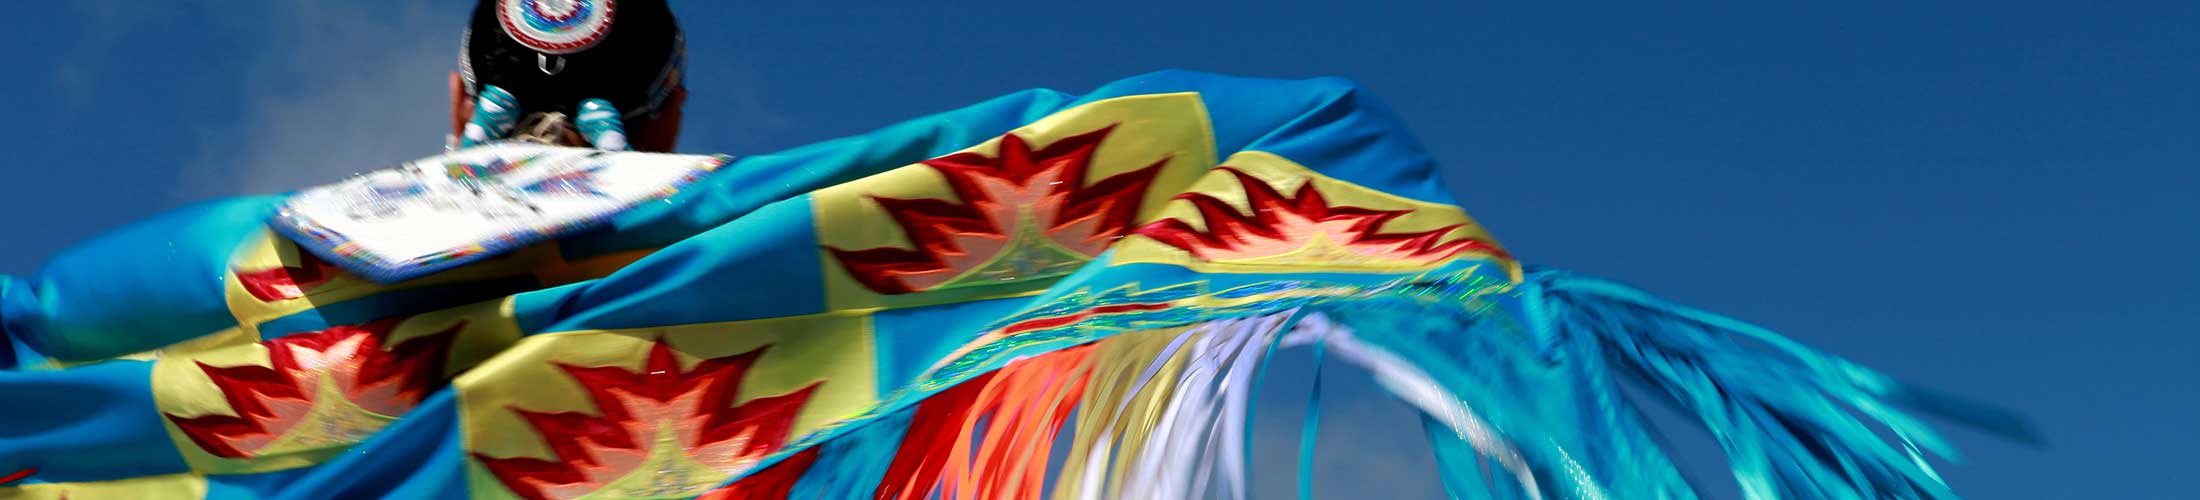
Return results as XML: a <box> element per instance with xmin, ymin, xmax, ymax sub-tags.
<box><xmin>473</xmin><ymin>342</ymin><xmax>820</xmax><ymax>500</ymax></box>
<box><xmin>828</xmin><ymin>126</ymin><xmax>1165</xmax><ymax>294</ymax></box>
<box><xmin>1136</xmin><ymin>168</ymin><xmax>1509</xmax><ymax>265</ymax></box>
<box><xmin>166</xmin><ymin>317</ymin><xmax>458</xmax><ymax>458</ymax></box>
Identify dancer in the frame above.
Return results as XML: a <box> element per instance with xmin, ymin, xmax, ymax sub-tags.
<box><xmin>0</xmin><ymin>1</ymin><xmax>2026</xmax><ymax>498</ymax></box>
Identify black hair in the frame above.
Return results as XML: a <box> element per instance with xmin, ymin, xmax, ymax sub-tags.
<box><xmin>462</xmin><ymin>0</ymin><xmax>682</xmax><ymax>118</ymax></box>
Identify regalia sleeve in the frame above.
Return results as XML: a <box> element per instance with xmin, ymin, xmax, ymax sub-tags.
<box><xmin>0</xmin><ymin>71</ymin><xmax>2025</xmax><ymax>500</ymax></box>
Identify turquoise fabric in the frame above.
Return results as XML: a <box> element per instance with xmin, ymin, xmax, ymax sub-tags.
<box><xmin>5</xmin><ymin>197</ymin><xmax>281</xmax><ymax>362</ymax></box>
<box><xmin>0</xmin><ymin>360</ymin><xmax>188</xmax><ymax>482</ymax></box>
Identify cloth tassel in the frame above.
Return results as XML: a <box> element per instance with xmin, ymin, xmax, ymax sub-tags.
<box><xmin>694</xmin><ymin>268</ymin><xmax>2023</xmax><ymax>500</ymax></box>
<box><xmin>1529</xmin><ymin>267</ymin><xmax>2033</xmax><ymax>499</ymax></box>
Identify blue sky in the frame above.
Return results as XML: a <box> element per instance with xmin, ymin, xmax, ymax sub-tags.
<box><xmin>3</xmin><ymin>1</ymin><xmax>2195</xmax><ymax>498</ymax></box>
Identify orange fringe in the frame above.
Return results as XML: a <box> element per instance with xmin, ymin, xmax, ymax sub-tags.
<box><xmin>876</xmin><ymin>344</ymin><xmax>1097</xmax><ymax>500</ymax></box>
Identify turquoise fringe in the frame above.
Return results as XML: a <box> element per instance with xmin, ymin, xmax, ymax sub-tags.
<box><xmin>1311</xmin><ymin>267</ymin><xmax>2031</xmax><ymax>499</ymax></box>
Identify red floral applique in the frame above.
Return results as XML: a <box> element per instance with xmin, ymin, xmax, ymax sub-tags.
<box><xmin>167</xmin><ymin>317</ymin><xmax>458</xmax><ymax>458</ymax></box>
<box><xmin>234</xmin><ymin>248</ymin><xmax>341</xmax><ymax>302</ymax></box>
<box><xmin>1137</xmin><ymin>168</ymin><xmax>1509</xmax><ymax>265</ymax></box>
<box><xmin>473</xmin><ymin>342</ymin><xmax>820</xmax><ymax>500</ymax></box>
<box><xmin>829</xmin><ymin>126</ymin><xmax>1165</xmax><ymax>294</ymax></box>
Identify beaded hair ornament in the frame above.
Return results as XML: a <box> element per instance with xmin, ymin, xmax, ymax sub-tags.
<box><xmin>498</xmin><ymin>0</ymin><xmax>617</xmax><ymax>54</ymax></box>
<box><xmin>456</xmin><ymin>0</ymin><xmax>684</xmax><ymax>150</ymax></box>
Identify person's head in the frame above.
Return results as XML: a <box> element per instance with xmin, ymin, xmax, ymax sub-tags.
<box><xmin>450</xmin><ymin>0</ymin><xmax>686</xmax><ymax>152</ymax></box>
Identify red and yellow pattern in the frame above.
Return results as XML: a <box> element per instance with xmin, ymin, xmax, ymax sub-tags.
<box><xmin>223</xmin><ymin>231</ymin><xmax>656</xmax><ymax>338</ymax></box>
<box><xmin>812</xmin><ymin>93</ymin><xmax>1217</xmax><ymax>311</ymax></box>
<box><xmin>1117</xmin><ymin>151</ymin><xmax>1517</xmax><ymax>276</ymax></box>
<box><xmin>693</xmin><ymin>449</ymin><xmax>820</xmax><ymax>500</ymax></box>
<box><xmin>826</xmin><ymin>126</ymin><xmax>1165</xmax><ymax>295</ymax></box>
<box><xmin>473</xmin><ymin>341</ymin><xmax>817</xmax><ymax>500</ymax></box>
<box><xmin>166</xmin><ymin>317</ymin><xmax>457</xmax><ymax>458</ymax></box>
<box><xmin>456</xmin><ymin>313</ymin><xmax>878</xmax><ymax>500</ymax></box>
<box><xmin>152</xmin><ymin>300</ymin><xmax>520</xmax><ymax>474</ymax></box>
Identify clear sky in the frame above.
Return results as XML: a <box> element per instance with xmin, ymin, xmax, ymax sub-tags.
<box><xmin>3</xmin><ymin>1</ymin><xmax>2194</xmax><ymax>498</ymax></box>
